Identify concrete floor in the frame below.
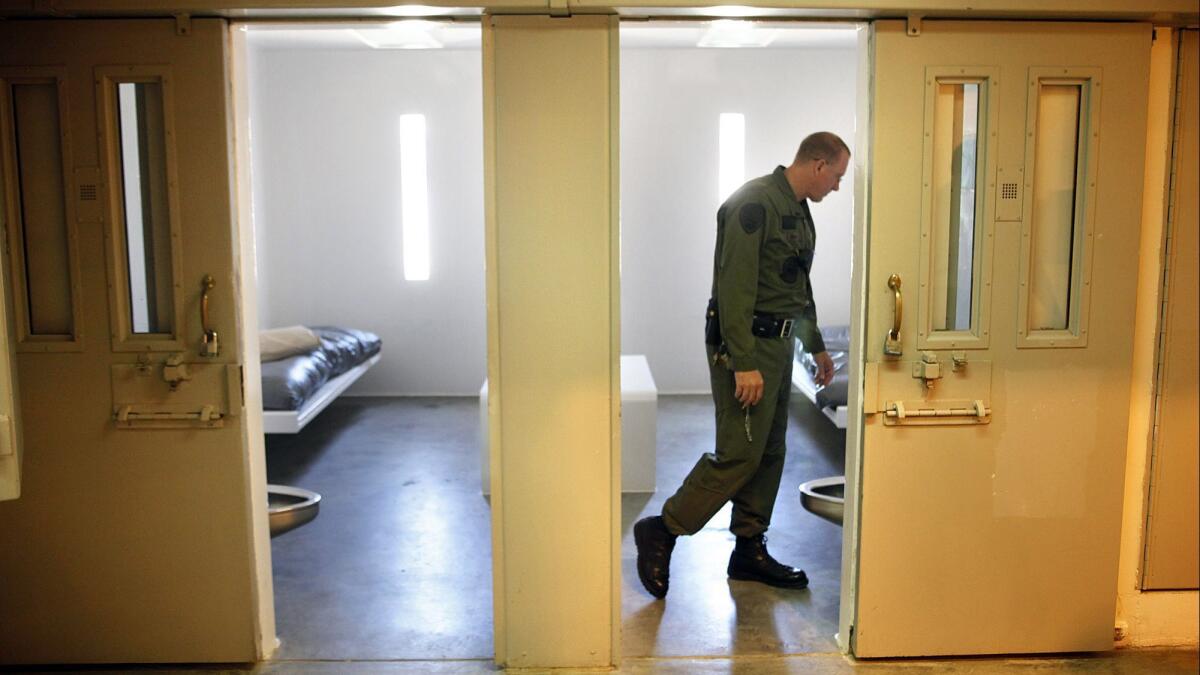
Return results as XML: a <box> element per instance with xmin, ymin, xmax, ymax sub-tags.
<box><xmin>264</xmin><ymin>394</ymin><xmax>845</xmax><ymax>662</ymax></box>
<box><xmin>618</xmin><ymin>396</ymin><xmax>846</xmax><ymax>658</ymax></box>
<box><xmin>266</xmin><ymin>397</ymin><xmax>494</xmax><ymax>661</ymax></box>
<box><xmin>7</xmin><ymin>395</ymin><xmax>1195</xmax><ymax>673</ymax></box>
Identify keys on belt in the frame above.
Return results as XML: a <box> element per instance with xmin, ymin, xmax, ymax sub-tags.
<box><xmin>751</xmin><ymin>314</ymin><xmax>795</xmax><ymax>338</ymax></box>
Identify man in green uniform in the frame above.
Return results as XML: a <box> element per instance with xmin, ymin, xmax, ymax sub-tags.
<box><xmin>634</xmin><ymin>132</ymin><xmax>850</xmax><ymax>599</ymax></box>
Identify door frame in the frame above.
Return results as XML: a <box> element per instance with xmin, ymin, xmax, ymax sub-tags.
<box><xmin>838</xmin><ymin>21</ymin><xmax>873</xmax><ymax>654</ymax></box>
<box><xmin>229</xmin><ymin>25</ymin><xmax>279</xmax><ymax>658</ymax></box>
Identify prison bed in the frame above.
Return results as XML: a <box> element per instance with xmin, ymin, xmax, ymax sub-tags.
<box><xmin>260</xmin><ymin>326</ymin><xmax>382</xmax><ymax>434</ymax></box>
<box><xmin>791</xmin><ymin>324</ymin><xmax>850</xmax><ymax>429</ymax></box>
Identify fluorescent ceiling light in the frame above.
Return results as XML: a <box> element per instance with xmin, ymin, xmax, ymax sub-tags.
<box><xmin>698</xmin><ymin>20</ymin><xmax>778</xmax><ymax>48</ymax></box>
<box><xmin>380</xmin><ymin>4</ymin><xmax>461</xmax><ymax>16</ymax></box>
<box><xmin>702</xmin><ymin>5</ymin><xmax>773</xmax><ymax>17</ymax></box>
<box><xmin>352</xmin><ymin>21</ymin><xmax>443</xmax><ymax>49</ymax></box>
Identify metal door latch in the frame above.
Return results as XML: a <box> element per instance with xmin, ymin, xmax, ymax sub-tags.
<box><xmin>952</xmin><ymin>351</ymin><xmax>968</xmax><ymax>371</ymax></box>
<box><xmin>912</xmin><ymin>350</ymin><xmax>942</xmax><ymax>389</ymax></box>
<box><xmin>163</xmin><ymin>354</ymin><xmax>191</xmax><ymax>390</ymax></box>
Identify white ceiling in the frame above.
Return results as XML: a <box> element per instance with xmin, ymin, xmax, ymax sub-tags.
<box><xmin>245</xmin><ymin>21</ymin><xmax>859</xmax><ymax>51</ymax></box>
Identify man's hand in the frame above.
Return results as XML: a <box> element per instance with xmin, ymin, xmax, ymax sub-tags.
<box><xmin>813</xmin><ymin>351</ymin><xmax>835</xmax><ymax>387</ymax></box>
<box><xmin>734</xmin><ymin>370</ymin><xmax>764</xmax><ymax>407</ymax></box>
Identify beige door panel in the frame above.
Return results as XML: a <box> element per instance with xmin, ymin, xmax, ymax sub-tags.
<box><xmin>1142</xmin><ymin>28</ymin><xmax>1200</xmax><ymax>591</ymax></box>
<box><xmin>855</xmin><ymin>20</ymin><xmax>1150</xmax><ymax>657</ymax></box>
<box><xmin>0</xmin><ymin>19</ymin><xmax>258</xmax><ymax>663</ymax></box>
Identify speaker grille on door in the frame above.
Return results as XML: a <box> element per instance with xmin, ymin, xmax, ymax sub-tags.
<box><xmin>1001</xmin><ymin>182</ymin><xmax>1019</xmax><ymax>200</ymax></box>
<box><xmin>79</xmin><ymin>184</ymin><xmax>98</xmax><ymax>201</ymax></box>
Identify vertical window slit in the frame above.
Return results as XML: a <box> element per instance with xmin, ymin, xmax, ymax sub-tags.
<box><xmin>1030</xmin><ymin>83</ymin><xmax>1084</xmax><ymax>332</ymax></box>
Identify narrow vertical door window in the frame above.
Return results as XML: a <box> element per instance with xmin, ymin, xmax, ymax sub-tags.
<box><xmin>1029</xmin><ymin>84</ymin><xmax>1083</xmax><ymax>331</ymax></box>
<box><xmin>931</xmin><ymin>81</ymin><xmax>982</xmax><ymax>333</ymax></box>
<box><xmin>7</xmin><ymin>81</ymin><xmax>74</xmax><ymax>338</ymax></box>
<box><xmin>115</xmin><ymin>81</ymin><xmax>174</xmax><ymax>334</ymax></box>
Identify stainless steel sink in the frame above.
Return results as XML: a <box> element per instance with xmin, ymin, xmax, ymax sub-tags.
<box><xmin>268</xmin><ymin>484</ymin><xmax>321</xmax><ymax>537</ymax></box>
<box><xmin>798</xmin><ymin>476</ymin><xmax>845</xmax><ymax>526</ymax></box>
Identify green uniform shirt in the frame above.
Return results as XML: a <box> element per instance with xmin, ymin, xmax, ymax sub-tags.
<box><xmin>712</xmin><ymin>165</ymin><xmax>826</xmax><ymax>372</ymax></box>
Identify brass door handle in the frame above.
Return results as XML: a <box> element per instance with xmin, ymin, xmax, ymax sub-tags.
<box><xmin>200</xmin><ymin>275</ymin><xmax>219</xmax><ymax>357</ymax></box>
<box><xmin>884</xmin><ymin>274</ymin><xmax>903</xmax><ymax>356</ymax></box>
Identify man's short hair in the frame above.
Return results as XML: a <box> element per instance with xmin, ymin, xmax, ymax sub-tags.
<box><xmin>795</xmin><ymin>132</ymin><xmax>850</xmax><ymax>164</ymax></box>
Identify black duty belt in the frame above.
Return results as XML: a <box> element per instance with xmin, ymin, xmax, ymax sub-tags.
<box><xmin>751</xmin><ymin>314</ymin><xmax>795</xmax><ymax>339</ymax></box>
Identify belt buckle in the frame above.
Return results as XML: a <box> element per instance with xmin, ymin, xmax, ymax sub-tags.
<box><xmin>780</xmin><ymin>319</ymin><xmax>794</xmax><ymax>338</ymax></box>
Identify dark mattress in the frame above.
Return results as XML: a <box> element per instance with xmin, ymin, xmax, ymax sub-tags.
<box><xmin>797</xmin><ymin>324</ymin><xmax>850</xmax><ymax>409</ymax></box>
<box><xmin>261</xmin><ymin>326</ymin><xmax>382</xmax><ymax>411</ymax></box>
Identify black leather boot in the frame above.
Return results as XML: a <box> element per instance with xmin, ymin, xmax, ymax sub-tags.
<box><xmin>634</xmin><ymin>516</ymin><xmax>677</xmax><ymax>599</ymax></box>
<box><xmin>727</xmin><ymin>533</ymin><xmax>808</xmax><ymax>589</ymax></box>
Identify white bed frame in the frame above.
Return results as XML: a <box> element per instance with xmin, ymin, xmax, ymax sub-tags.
<box><xmin>791</xmin><ymin>355</ymin><xmax>848</xmax><ymax>429</ymax></box>
<box><xmin>262</xmin><ymin>353</ymin><xmax>381</xmax><ymax>434</ymax></box>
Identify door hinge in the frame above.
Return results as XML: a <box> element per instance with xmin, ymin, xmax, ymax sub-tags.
<box><xmin>175</xmin><ymin>13</ymin><xmax>192</xmax><ymax>37</ymax></box>
<box><xmin>906</xmin><ymin>14</ymin><xmax>922</xmax><ymax>37</ymax></box>
<box><xmin>548</xmin><ymin>0</ymin><xmax>569</xmax><ymax>17</ymax></box>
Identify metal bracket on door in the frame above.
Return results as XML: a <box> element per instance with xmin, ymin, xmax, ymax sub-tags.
<box><xmin>906</xmin><ymin>14</ymin><xmax>923</xmax><ymax>36</ymax></box>
<box><xmin>111</xmin><ymin>362</ymin><xmax>240</xmax><ymax>429</ymax></box>
<box><xmin>174</xmin><ymin>13</ymin><xmax>192</xmax><ymax>36</ymax></box>
<box><xmin>912</xmin><ymin>351</ymin><xmax>942</xmax><ymax>389</ymax></box>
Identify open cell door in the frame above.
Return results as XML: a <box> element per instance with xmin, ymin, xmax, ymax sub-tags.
<box><xmin>850</xmin><ymin>21</ymin><xmax>1150</xmax><ymax>656</ymax></box>
<box><xmin>0</xmin><ymin>20</ymin><xmax>263</xmax><ymax>663</ymax></box>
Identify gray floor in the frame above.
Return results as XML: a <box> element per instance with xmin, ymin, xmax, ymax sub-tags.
<box><xmin>266</xmin><ymin>397</ymin><xmax>494</xmax><ymax>661</ymax></box>
<box><xmin>264</xmin><ymin>394</ymin><xmax>846</xmax><ymax>662</ymax></box>
<box><xmin>618</xmin><ymin>396</ymin><xmax>846</xmax><ymax>658</ymax></box>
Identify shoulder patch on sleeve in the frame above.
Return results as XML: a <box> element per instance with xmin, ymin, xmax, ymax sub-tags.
<box><xmin>739</xmin><ymin>203</ymin><xmax>766</xmax><ymax>234</ymax></box>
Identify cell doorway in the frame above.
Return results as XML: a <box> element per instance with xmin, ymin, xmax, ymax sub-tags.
<box><xmin>240</xmin><ymin>22</ymin><xmax>492</xmax><ymax>663</ymax></box>
<box><xmin>617</xmin><ymin>20</ymin><xmax>860</xmax><ymax>658</ymax></box>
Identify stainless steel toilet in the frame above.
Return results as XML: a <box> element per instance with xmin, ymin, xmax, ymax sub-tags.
<box><xmin>267</xmin><ymin>484</ymin><xmax>321</xmax><ymax>537</ymax></box>
<box><xmin>798</xmin><ymin>475</ymin><xmax>845</xmax><ymax>526</ymax></box>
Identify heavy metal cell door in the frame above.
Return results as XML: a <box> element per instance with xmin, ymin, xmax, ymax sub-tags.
<box><xmin>0</xmin><ymin>20</ymin><xmax>262</xmax><ymax>663</ymax></box>
<box><xmin>851</xmin><ymin>21</ymin><xmax>1150</xmax><ymax>656</ymax></box>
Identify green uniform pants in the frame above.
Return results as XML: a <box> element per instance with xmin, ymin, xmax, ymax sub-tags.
<box><xmin>661</xmin><ymin>336</ymin><xmax>794</xmax><ymax>538</ymax></box>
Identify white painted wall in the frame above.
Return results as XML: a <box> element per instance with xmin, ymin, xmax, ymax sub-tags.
<box><xmin>247</xmin><ymin>43</ymin><xmax>486</xmax><ymax>395</ymax></box>
<box><xmin>620</xmin><ymin>47</ymin><xmax>858</xmax><ymax>393</ymax></box>
<box><xmin>246</xmin><ymin>36</ymin><xmax>856</xmax><ymax>395</ymax></box>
